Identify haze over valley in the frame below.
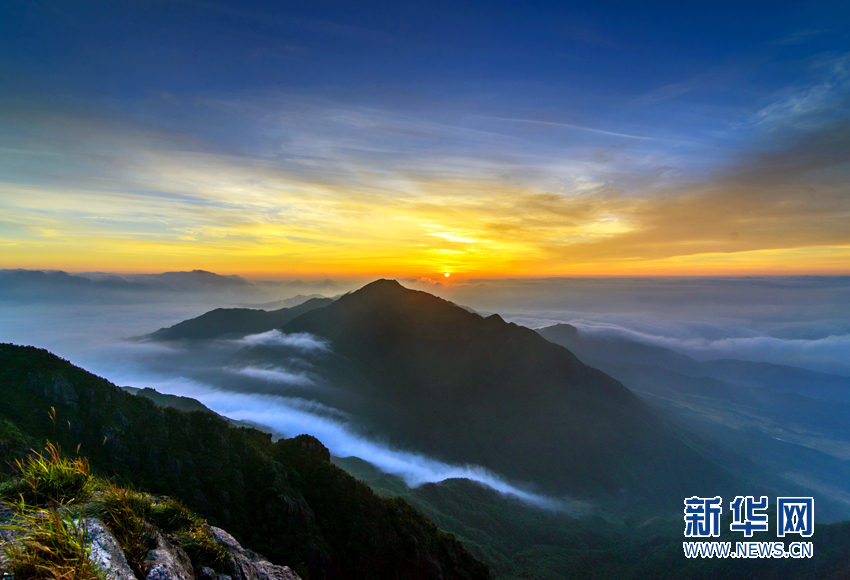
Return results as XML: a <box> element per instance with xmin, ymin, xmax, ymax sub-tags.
<box><xmin>3</xmin><ymin>271</ymin><xmax>850</xmax><ymax>516</ymax></box>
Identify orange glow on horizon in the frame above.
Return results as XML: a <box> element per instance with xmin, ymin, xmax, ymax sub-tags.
<box><xmin>3</xmin><ymin>243</ymin><xmax>850</xmax><ymax>280</ymax></box>
<box><xmin>3</xmin><ymin>163</ymin><xmax>849</xmax><ymax>279</ymax></box>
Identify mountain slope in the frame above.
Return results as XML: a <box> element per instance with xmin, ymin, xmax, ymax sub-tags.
<box><xmin>0</xmin><ymin>343</ymin><xmax>488</xmax><ymax>580</ymax></box>
<box><xmin>537</xmin><ymin>323</ymin><xmax>850</xmax><ymax>401</ymax></box>
<box><xmin>537</xmin><ymin>323</ymin><xmax>850</xmax><ymax>520</ymax></box>
<box><xmin>148</xmin><ymin>297</ymin><xmax>334</xmax><ymax>340</ymax></box>
<box><xmin>121</xmin><ymin>386</ymin><xmax>269</xmax><ymax>433</ymax></box>
<box><xmin>280</xmin><ymin>280</ymin><xmax>742</xmax><ymax>507</ymax></box>
<box><xmin>334</xmin><ymin>455</ymin><xmax>850</xmax><ymax>580</ymax></box>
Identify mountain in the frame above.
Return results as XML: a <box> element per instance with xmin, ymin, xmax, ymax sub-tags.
<box><xmin>121</xmin><ymin>386</ymin><xmax>267</xmax><ymax>433</ymax></box>
<box><xmin>0</xmin><ymin>343</ymin><xmax>489</xmax><ymax>580</ymax></box>
<box><xmin>241</xmin><ymin>294</ymin><xmax>332</xmax><ymax>310</ymax></box>
<box><xmin>2</xmin><ymin>442</ymin><xmax>304</xmax><ymax>580</ymax></box>
<box><xmin>0</xmin><ymin>269</ymin><xmax>150</xmax><ymax>302</ymax></box>
<box><xmin>279</xmin><ymin>280</ymin><xmax>744</xmax><ymax>507</ymax></box>
<box><xmin>537</xmin><ymin>323</ymin><xmax>850</xmax><ymax>519</ymax></box>
<box><xmin>148</xmin><ymin>298</ymin><xmax>334</xmax><ymax>340</ymax></box>
<box><xmin>537</xmin><ymin>323</ymin><xmax>850</xmax><ymax>402</ymax></box>
<box><xmin>334</xmin><ymin>455</ymin><xmax>850</xmax><ymax>580</ymax></box>
<box><xmin>121</xmin><ymin>386</ymin><xmax>218</xmax><ymax>414</ymax></box>
<box><xmin>133</xmin><ymin>269</ymin><xmax>251</xmax><ymax>291</ymax></box>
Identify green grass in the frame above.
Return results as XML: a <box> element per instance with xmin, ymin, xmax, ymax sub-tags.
<box><xmin>90</xmin><ymin>483</ymin><xmax>155</xmax><ymax>577</ymax></box>
<box><xmin>1</xmin><ymin>442</ymin><xmax>91</xmax><ymax>506</ymax></box>
<box><xmin>148</xmin><ymin>498</ymin><xmax>228</xmax><ymax>572</ymax></box>
<box><xmin>1</xmin><ymin>443</ymin><xmax>229</xmax><ymax>580</ymax></box>
<box><xmin>1</xmin><ymin>503</ymin><xmax>104</xmax><ymax>580</ymax></box>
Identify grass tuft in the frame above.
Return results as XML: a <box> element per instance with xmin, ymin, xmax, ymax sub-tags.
<box><xmin>149</xmin><ymin>498</ymin><xmax>228</xmax><ymax>572</ymax></box>
<box><xmin>91</xmin><ymin>483</ymin><xmax>155</xmax><ymax>578</ymax></box>
<box><xmin>147</xmin><ymin>498</ymin><xmax>195</xmax><ymax>533</ymax></box>
<box><xmin>1</xmin><ymin>445</ymin><xmax>230</xmax><ymax>578</ymax></box>
<box><xmin>174</xmin><ymin>526</ymin><xmax>229</xmax><ymax>572</ymax></box>
<box><xmin>4</xmin><ymin>442</ymin><xmax>91</xmax><ymax>505</ymax></box>
<box><xmin>1</xmin><ymin>504</ymin><xmax>105</xmax><ymax>580</ymax></box>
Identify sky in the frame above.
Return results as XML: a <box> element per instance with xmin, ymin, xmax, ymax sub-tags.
<box><xmin>1</xmin><ymin>0</ymin><xmax>849</xmax><ymax>278</ymax></box>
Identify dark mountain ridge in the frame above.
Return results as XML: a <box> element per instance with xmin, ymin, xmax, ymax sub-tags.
<box><xmin>148</xmin><ymin>297</ymin><xmax>334</xmax><ymax>340</ymax></box>
<box><xmin>0</xmin><ymin>343</ymin><xmax>488</xmax><ymax>580</ymax></box>
<box><xmin>279</xmin><ymin>279</ymin><xmax>744</xmax><ymax>507</ymax></box>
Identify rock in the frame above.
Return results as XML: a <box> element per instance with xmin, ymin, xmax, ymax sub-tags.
<box><xmin>292</xmin><ymin>435</ymin><xmax>330</xmax><ymax>462</ymax></box>
<box><xmin>0</xmin><ymin>503</ymin><xmax>18</xmax><ymax>544</ymax></box>
<box><xmin>27</xmin><ymin>371</ymin><xmax>79</xmax><ymax>410</ymax></box>
<box><xmin>86</xmin><ymin>519</ymin><xmax>137</xmax><ymax>580</ymax></box>
<box><xmin>145</xmin><ymin>532</ymin><xmax>196</xmax><ymax>580</ymax></box>
<box><xmin>196</xmin><ymin>567</ymin><xmax>232</xmax><ymax>580</ymax></box>
<box><xmin>209</xmin><ymin>527</ymin><xmax>301</xmax><ymax>580</ymax></box>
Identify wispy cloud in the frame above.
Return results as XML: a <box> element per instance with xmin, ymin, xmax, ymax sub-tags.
<box><xmin>239</xmin><ymin>330</ymin><xmax>330</xmax><ymax>351</ymax></box>
<box><xmin>1</xmin><ymin>84</ymin><xmax>849</xmax><ymax>277</ymax></box>
<box><xmin>755</xmin><ymin>54</ymin><xmax>850</xmax><ymax>131</ymax></box>
<box><xmin>569</xmin><ymin>320</ymin><xmax>850</xmax><ymax>376</ymax></box>
<box><xmin>770</xmin><ymin>29</ymin><xmax>826</xmax><ymax>46</ymax></box>
<box><xmin>233</xmin><ymin>365</ymin><xmax>315</xmax><ymax>386</ymax></box>
<box><xmin>145</xmin><ymin>378</ymin><xmax>584</xmax><ymax>512</ymax></box>
<box><xmin>480</xmin><ymin>115</ymin><xmax>656</xmax><ymax>141</ymax></box>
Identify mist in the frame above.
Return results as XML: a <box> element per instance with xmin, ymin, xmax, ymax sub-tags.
<box><xmin>416</xmin><ymin>276</ymin><xmax>850</xmax><ymax>375</ymax></box>
<box><xmin>0</xmin><ymin>270</ymin><xmax>582</xmax><ymax>512</ymax></box>
<box><xmin>120</xmin><ymin>374</ymin><xmax>579</xmax><ymax>512</ymax></box>
<box><xmin>3</xmin><ymin>269</ymin><xmax>850</xmax><ymax>512</ymax></box>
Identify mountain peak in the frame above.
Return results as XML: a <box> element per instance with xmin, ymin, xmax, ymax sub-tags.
<box><xmin>364</xmin><ymin>278</ymin><xmax>403</xmax><ymax>287</ymax></box>
<box><xmin>323</xmin><ymin>279</ymin><xmax>473</xmax><ymax>333</ymax></box>
<box><xmin>353</xmin><ymin>278</ymin><xmax>406</xmax><ymax>295</ymax></box>
<box><xmin>544</xmin><ymin>323</ymin><xmax>578</xmax><ymax>337</ymax></box>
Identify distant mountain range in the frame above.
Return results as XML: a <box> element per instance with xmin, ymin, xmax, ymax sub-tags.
<box><xmin>537</xmin><ymin>323</ymin><xmax>850</xmax><ymax>402</ymax></box>
<box><xmin>538</xmin><ymin>323</ymin><xmax>850</xmax><ymax>520</ymax></box>
<box><xmin>0</xmin><ymin>269</ymin><xmax>342</xmax><ymax>304</ymax></box>
<box><xmin>143</xmin><ymin>280</ymin><xmax>850</xmax><ymax>514</ymax></box>
<box><xmin>240</xmin><ymin>294</ymin><xmax>334</xmax><ymax>310</ymax></box>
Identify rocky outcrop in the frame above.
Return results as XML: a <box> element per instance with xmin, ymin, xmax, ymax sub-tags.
<box><xmin>209</xmin><ymin>526</ymin><xmax>300</xmax><ymax>580</ymax></box>
<box><xmin>27</xmin><ymin>371</ymin><xmax>79</xmax><ymax>409</ymax></box>
<box><xmin>88</xmin><ymin>519</ymin><xmax>302</xmax><ymax>580</ymax></box>
<box><xmin>144</xmin><ymin>531</ymin><xmax>197</xmax><ymax>580</ymax></box>
<box><xmin>87</xmin><ymin>519</ymin><xmax>137</xmax><ymax>580</ymax></box>
<box><xmin>0</xmin><ymin>508</ymin><xmax>301</xmax><ymax>580</ymax></box>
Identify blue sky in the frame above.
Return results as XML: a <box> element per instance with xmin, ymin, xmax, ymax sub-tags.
<box><xmin>1</xmin><ymin>0</ymin><xmax>849</xmax><ymax>276</ymax></box>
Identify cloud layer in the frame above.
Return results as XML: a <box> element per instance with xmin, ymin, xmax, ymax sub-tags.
<box><xmin>2</xmin><ymin>50</ymin><xmax>849</xmax><ymax>278</ymax></box>
<box><xmin>137</xmin><ymin>377</ymin><xmax>578</xmax><ymax>512</ymax></box>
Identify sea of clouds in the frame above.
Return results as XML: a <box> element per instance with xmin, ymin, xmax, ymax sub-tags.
<box><xmin>2</xmin><ymin>271</ymin><xmax>849</xmax><ymax>512</ymax></box>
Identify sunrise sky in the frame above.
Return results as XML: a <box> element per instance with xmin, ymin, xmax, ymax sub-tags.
<box><xmin>1</xmin><ymin>0</ymin><xmax>849</xmax><ymax>279</ymax></box>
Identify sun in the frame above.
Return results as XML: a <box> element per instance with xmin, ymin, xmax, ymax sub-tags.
<box><xmin>444</xmin><ymin>272</ymin><xmax>450</xmax><ymax>278</ymax></box>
